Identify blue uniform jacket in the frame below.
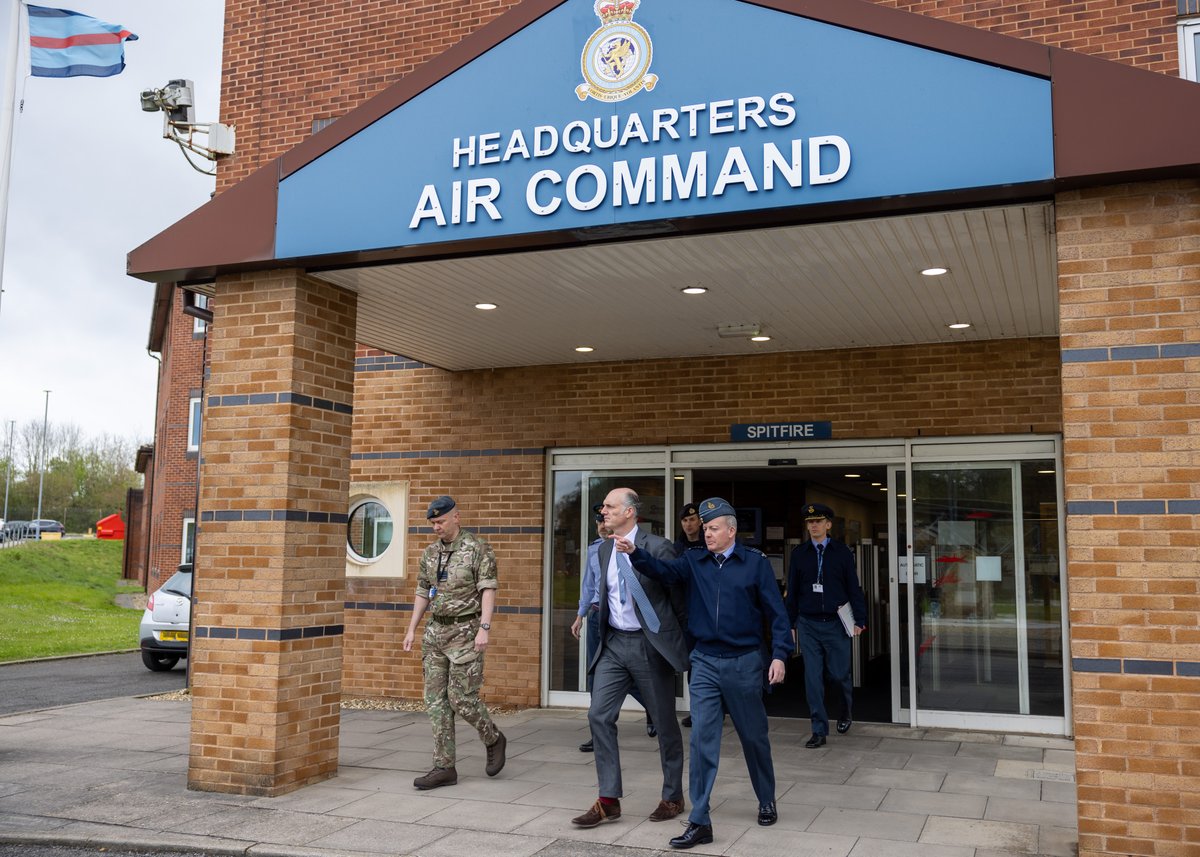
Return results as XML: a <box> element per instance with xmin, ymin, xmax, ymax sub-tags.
<box><xmin>785</xmin><ymin>538</ymin><xmax>868</xmax><ymax>628</ymax></box>
<box><xmin>630</xmin><ymin>541</ymin><xmax>793</xmax><ymax>664</ymax></box>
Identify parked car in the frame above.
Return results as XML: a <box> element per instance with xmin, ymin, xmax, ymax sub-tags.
<box><xmin>139</xmin><ymin>564</ymin><xmax>192</xmax><ymax>671</ymax></box>
<box><xmin>3</xmin><ymin>520</ymin><xmax>31</xmax><ymax>541</ymax></box>
<box><xmin>29</xmin><ymin>519</ymin><xmax>65</xmax><ymax>538</ymax></box>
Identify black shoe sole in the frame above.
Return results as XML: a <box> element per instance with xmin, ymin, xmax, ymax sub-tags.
<box><xmin>670</xmin><ymin>833</ymin><xmax>714</xmax><ymax>849</ymax></box>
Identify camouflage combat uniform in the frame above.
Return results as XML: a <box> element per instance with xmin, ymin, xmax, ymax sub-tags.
<box><xmin>417</xmin><ymin>528</ymin><xmax>501</xmax><ymax>769</ymax></box>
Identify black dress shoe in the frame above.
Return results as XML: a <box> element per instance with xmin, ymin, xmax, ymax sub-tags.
<box><xmin>837</xmin><ymin>717</ymin><xmax>852</xmax><ymax>734</ymax></box>
<box><xmin>757</xmin><ymin>801</ymin><xmax>778</xmax><ymax>826</ymax></box>
<box><xmin>646</xmin><ymin>715</ymin><xmax>657</xmax><ymax>738</ymax></box>
<box><xmin>670</xmin><ymin>821</ymin><xmax>714</xmax><ymax>849</ymax></box>
<box><xmin>805</xmin><ymin>733</ymin><xmax>827</xmax><ymax>749</ymax></box>
<box><xmin>681</xmin><ymin>714</ymin><xmax>692</xmax><ymax>728</ymax></box>
<box><xmin>579</xmin><ymin>738</ymin><xmax>594</xmax><ymax>752</ymax></box>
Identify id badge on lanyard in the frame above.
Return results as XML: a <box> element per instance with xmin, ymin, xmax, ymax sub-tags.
<box><xmin>431</xmin><ymin>550</ymin><xmax>454</xmax><ymax>601</ymax></box>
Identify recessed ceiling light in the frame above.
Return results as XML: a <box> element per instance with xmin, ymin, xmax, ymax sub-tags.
<box><xmin>897</xmin><ymin>493</ymin><xmax>907</xmax><ymax>498</ymax></box>
<box><xmin>575</xmin><ymin>346</ymin><xmax>594</xmax><ymax>353</ymax></box>
<box><xmin>474</xmin><ymin>302</ymin><xmax>497</xmax><ymax>310</ymax></box>
<box><xmin>871</xmin><ymin>482</ymin><xmax>882</xmax><ymax>487</ymax></box>
<box><xmin>750</xmin><ymin>335</ymin><xmax>771</xmax><ymax>342</ymax></box>
<box><xmin>880</xmin><ymin>487</ymin><xmax>888</xmax><ymax>492</ymax></box>
<box><xmin>845</xmin><ymin>473</ymin><xmax>860</xmax><ymax>478</ymax></box>
<box><xmin>1038</xmin><ymin>469</ymin><xmax>1055</xmax><ymax>475</ymax></box>
<box><xmin>948</xmin><ymin>322</ymin><xmax>972</xmax><ymax>330</ymax></box>
<box><xmin>921</xmin><ymin>267</ymin><xmax>949</xmax><ymax>277</ymax></box>
<box><xmin>681</xmin><ymin>286</ymin><xmax>707</xmax><ymax>295</ymax></box>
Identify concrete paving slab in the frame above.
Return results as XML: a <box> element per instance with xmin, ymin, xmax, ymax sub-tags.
<box><xmin>612</xmin><ymin>815</ymin><xmax>736</xmax><ymax>854</ymax></box>
<box><xmin>414</xmin><ymin>827</ymin><xmax>555</xmax><ymax>857</ymax></box>
<box><xmin>1004</xmin><ymin>735</ymin><xmax>1074</xmax><ymax>751</ymax></box>
<box><xmin>325</xmin><ymin>789</ymin><xmax>460</xmax><ymax>824</ymax></box>
<box><xmin>904</xmin><ymin>752</ymin><xmax>999</xmax><ymax>776</ymax></box>
<box><xmin>880</xmin><ymin>787</ymin><xmax>987</xmax><ymax>819</ymax></box>
<box><xmin>985</xmin><ymin>795</ymin><xmax>1079</xmax><ymax>829</ymax></box>
<box><xmin>511</xmin><ymin>782</ymin><xmax>607</xmax><ymax>811</ymax></box>
<box><xmin>876</xmin><ymin>737</ymin><xmax>961</xmax><ymax>756</ymax></box>
<box><xmin>771</xmin><ymin>761</ymin><xmax>853</xmax><ymax>785</ymax></box>
<box><xmin>846</xmin><ymin>767</ymin><xmax>946</xmax><ymax>792</ymax></box>
<box><xmin>728</xmin><ymin>827</ymin><xmax>857</xmax><ymax>857</ymax></box>
<box><xmin>955</xmin><ymin>743</ymin><xmax>1045</xmax><ymax>762</ymax></box>
<box><xmin>808</xmin><ymin>806</ymin><xmax>929</xmax><ymax>842</ymax></box>
<box><xmin>301</xmin><ymin>817</ymin><xmax>450</xmax><ymax>854</ymax></box>
<box><xmin>921</xmin><ymin>815</ymin><xmax>1040</xmax><ymax>853</ymax></box>
<box><xmin>849</xmin><ymin>839</ymin><xmax>975</xmax><ymax>857</ymax></box>
<box><xmin>1039</xmin><ymin>825</ymin><xmax>1078</xmax><ymax>857</ymax></box>
<box><xmin>164</xmin><ymin>805</ymin><xmax>358</xmax><ymax>846</ymax></box>
<box><xmin>417</xmin><ymin>798</ymin><xmax>549</xmax><ymax>832</ymax></box>
<box><xmin>1039</xmin><ymin>781</ymin><xmax>1076</xmax><ymax>804</ymax></box>
<box><xmin>941</xmin><ymin>771</ymin><xmax>1042</xmax><ymax>800</ymax></box>
<box><xmin>992</xmin><ymin>759</ymin><xmax>1074</xmax><ymax>781</ymax></box>
<box><xmin>1041</xmin><ymin>749</ymin><xmax>1075</xmax><ymax>767</ymax></box>
<box><xmin>709</xmin><ymin>797</ymin><xmax>820</xmax><ymax>831</ymax></box>
<box><xmin>928</xmin><ymin>730</ymin><xmax>1004</xmax><ymax>745</ymax></box>
<box><xmin>777</xmin><ymin>782</ymin><xmax>887</xmax><ymax>810</ymax></box>
<box><xmin>0</xmin><ymin>813</ymin><xmax>70</xmax><ymax>832</ymax></box>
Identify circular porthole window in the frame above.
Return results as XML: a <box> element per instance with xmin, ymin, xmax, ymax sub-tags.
<box><xmin>347</xmin><ymin>499</ymin><xmax>394</xmax><ymax>563</ymax></box>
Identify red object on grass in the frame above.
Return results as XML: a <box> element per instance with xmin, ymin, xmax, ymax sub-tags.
<box><xmin>96</xmin><ymin>513</ymin><xmax>125</xmax><ymax>540</ymax></box>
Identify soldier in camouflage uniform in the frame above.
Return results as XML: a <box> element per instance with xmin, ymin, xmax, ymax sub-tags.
<box><xmin>403</xmin><ymin>495</ymin><xmax>507</xmax><ymax>790</ymax></box>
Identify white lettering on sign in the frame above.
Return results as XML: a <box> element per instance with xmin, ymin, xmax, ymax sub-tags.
<box><xmin>409</xmin><ymin>92</ymin><xmax>852</xmax><ymax>231</ymax></box>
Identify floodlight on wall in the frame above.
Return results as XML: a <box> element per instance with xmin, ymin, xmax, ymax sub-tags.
<box><xmin>141</xmin><ymin>79</ymin><xmax>236</xmax><ymax>176</ymax></box>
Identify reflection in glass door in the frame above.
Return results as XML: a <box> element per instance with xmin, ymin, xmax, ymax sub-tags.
<box><xmin>547</xmin><ymin>471</ymin><xmax>665</xmax><ymax>695</ymax></box>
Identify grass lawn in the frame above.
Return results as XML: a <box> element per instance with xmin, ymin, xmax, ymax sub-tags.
<box><xmin>0</xmin><ymin>540</ymin><xmax>141</xmax><ymax>662</ymax></box>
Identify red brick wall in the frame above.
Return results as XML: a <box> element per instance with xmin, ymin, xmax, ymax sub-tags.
<box><xmin>215</xmin><ymin>0</ymin><xmax>1180</xmax><ymax>193</ymax></box>
<box><xmin>1057</xmin><ymin>179</ymin><xmax>1200</xmax><ymax>857</ymax></box>
<box><xmin>146</xmin><ymin>295</ymin><xmax>207</xmax><ymax>594</ymax></box>
<box><xmin>343</xmin><ymin>336</ymin><xmax>1063</xmax><ymax>707</ymax></box>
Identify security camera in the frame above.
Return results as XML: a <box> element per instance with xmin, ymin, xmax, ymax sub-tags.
<box><xmin>139</xmin><ymin>89</ymin><xmax>161</xmax><ymax>112</ymax></box>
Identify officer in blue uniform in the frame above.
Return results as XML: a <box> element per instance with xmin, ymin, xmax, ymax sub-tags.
<box><xmin>785</xmin><ymin>502</ymin><xmax>868</xmax><ymax>749</ymax></box>
<box><xmin>616</xmin><ymin>497</ymin><xmax>792</xmax><ymax>850</ymax></box>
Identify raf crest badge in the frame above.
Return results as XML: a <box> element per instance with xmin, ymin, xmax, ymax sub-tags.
<box><xmin>576</xmin><ymin>0</ymin><xmax>658</xmax><ymax>102</ymax></box>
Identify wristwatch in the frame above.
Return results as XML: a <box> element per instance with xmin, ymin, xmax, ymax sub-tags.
<box><xmin>479</xmin><ymin>623</ymin><xmax>491</xmax><ymax>631</ymax></box>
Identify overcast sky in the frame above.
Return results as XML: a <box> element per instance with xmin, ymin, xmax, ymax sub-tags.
<box><xmin>0</xmin><ymin>1</ymin><xmax>224</xmax><ymax>444</ymax></box>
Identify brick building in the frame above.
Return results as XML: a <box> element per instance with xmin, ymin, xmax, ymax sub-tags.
<box><xmin>128</xmin><ymin>2</ymin><xmax>1199</xmax><ymax>856</ymax></box>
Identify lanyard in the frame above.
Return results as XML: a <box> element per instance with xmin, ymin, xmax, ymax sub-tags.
<box><xmin>816</xmin><ymin>543</ymin><xmax>825</xmax><ymax>585</ymax></box>
<box><xmin>436</xmin><ymin>550</ymin><xmax>455</xmax><ymax>582</ymax></box>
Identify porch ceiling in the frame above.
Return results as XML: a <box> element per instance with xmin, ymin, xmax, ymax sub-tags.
<box><xmin>314</xmin><ymin>202</ymin><xmax>1057</xmax><ymax>371</ymax></box>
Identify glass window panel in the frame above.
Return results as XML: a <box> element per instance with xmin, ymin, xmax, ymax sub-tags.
<box><xmin>347</xmin><ymin>500</ymin><xmax>393</xmax><ymax>560</ymax></box>
<box><xmin>1022</xmin><ymin>460</ymin><xmax>1064</xmax><ymax>717</ymax></box>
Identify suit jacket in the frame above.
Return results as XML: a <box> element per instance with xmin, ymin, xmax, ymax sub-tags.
<box><xmin>589</xmin><ymin>528</ymin><xmax>690</xmax><ymax>674</ymax></box>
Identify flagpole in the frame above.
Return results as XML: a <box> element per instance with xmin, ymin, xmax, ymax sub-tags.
<box><xmin>0</xmin><ymin>0</ymin><xmax>24</xmax><ymax>328</ymax></box>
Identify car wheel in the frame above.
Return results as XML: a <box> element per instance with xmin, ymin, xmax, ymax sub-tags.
<box><xmin>141</xmin><ymin>651</ymin><xmax>180</xmax><ymax>671</ymax></box>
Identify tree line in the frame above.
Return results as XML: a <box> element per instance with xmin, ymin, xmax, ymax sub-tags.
<box><xmin>0</xmin><ymin>420</ymin><xmax>144</xmax><ymax>533</ymax></box>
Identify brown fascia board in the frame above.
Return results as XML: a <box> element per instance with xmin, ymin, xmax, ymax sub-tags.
<box><xmin>147</xmin><ymin>280</ymin><xmax>172</xmax><ymax>352</ymax></box>
<box><xmin>134</xmin><ymin>444</ymin><xmax>154</xmax><ymax>474</ymax></box>
<box><xmin>127</xmin><ymin>162</ymin><xmax>279</xmax><ymax>283</ymax></box>
<box><xmin>125</xmin><ymin>0</ymin><xmax>1199</xmax><ymax>284</ymax></box>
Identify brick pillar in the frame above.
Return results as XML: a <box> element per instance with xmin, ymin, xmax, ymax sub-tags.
<box><xmin>1057</xmin><ymin>181</ymin><xmax>1200</xmax><ymax>857</ymax></box>
<box><xmin>188</xmin><ymin>270</ymin><xmax>357</xmax><ymax>796</ymax></box>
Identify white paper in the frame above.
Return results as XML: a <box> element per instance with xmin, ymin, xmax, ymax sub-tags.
<box><xmin>976</xmin><ymin>555</ymin><xmax>1002</xmax><ymax>582</ymax></box>
<box><xmin>837</xmin><ymin>602</ymin><xmax>856</xmax><ymax>637</ymax></box>
<box><xmin>899</xmin><ymin>556</ymin><xmax>927</xmax><ymax>584</ymax></box>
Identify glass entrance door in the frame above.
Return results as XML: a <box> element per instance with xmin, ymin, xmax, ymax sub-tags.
<box><xmin>892</xmin><ymin>459</ymin><xmax>1066</xmax><ymax>730</ymax></box>
<box><xmin>546</xmin><ymin>471</ymin><xmax>666</xmax><ymax>700</ymax></box>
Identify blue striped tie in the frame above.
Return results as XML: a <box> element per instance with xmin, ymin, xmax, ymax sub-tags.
<box><xmin>617</xmin><ymin>551</ymin><xmax>660</xmax><ymax>633</ymax></box>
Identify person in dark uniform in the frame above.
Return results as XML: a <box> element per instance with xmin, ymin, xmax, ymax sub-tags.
<box><xmin>785</xmin><ymin>502</ymin><xmax>868</xmax><ymax>749</ymax></box>
<box><xmin>673</xmin><ymin>502</ymin><xmax>703</xmax><ymax>728</ymax></box>
<box><xmin>616</xmin><ymin>497</ymin><xmax>792</xmax><ymax>850</ymax></box>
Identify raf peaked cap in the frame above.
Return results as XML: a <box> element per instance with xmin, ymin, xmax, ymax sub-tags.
<box><xmin>592</xmin><ymin>503</ymin><xmax>605</xmax><ymax>523</ymax></box>
<box><xmin>698</xmin><ymin>497</ymin><xmax>735</xmax><ymax>523</ymax></box>
<box><xmin>426</xmin><ymin>495</ymin><xmax>457</xmax><ymax>519</ymax></box>
<box><xmin>804</xmin><ymin>502</ymin><xmax>835</xmax><ymax>521</ymax></box>
<box><xmin>679</xmin><ymin>502</ymin><xmax>699</xmax><ymax>519</ymax></box>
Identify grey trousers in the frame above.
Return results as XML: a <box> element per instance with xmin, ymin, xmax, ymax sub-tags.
<box><xmin>587</xmin><ymin>628</ymin><xmax>684</xmax><ymax>801</ymax></box>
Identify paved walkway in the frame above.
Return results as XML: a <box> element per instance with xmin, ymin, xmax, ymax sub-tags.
<box><xmin>0</xmin><ymin>698</ymin><xmax>1077</xmax><ymax>857</ymax></box>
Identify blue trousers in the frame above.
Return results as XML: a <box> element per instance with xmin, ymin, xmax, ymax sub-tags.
<box><xmin>797</xmin><ymin>616</ymin><xmax>853</xmax><ymax>736</ymax></box>
<box><xmin>686</xmin><ymin>650</ymin><xmax>775</xmax><ymax>825</ymax></box>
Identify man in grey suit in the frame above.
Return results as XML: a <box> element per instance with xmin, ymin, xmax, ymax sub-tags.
<box><xmin>571</xmin><ymin>487</ymin><xmax>689</xmax><ymax>828</ymax></box>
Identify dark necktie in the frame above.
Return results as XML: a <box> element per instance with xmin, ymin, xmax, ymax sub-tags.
<box><xmin>816</xmin><ymin>543</ymin><xmax>825</xmax><ymax>583</ymax></box>
<box><xmin>712</xmin><ymin>552</ymin><xmax>725</xmax><ymax>567</ymax></box>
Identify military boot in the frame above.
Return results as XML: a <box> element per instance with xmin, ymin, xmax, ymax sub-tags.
<box><xmin>485</xmin><ymin>731</ymin><xmax>507</xmax><ymax>777</ymax></box>
<box><xmin>413</xmin><ymin>766</ymin><xmax>457</xmax><ymax>790</ymax></box>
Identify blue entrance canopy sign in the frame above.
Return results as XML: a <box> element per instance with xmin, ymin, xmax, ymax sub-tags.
<box><xmin>275</xmin><ymin>0</ymin><xmax>1053</xmax><ymax>259</ymax></box>
<box><xmin>731</xmin><ymin>422</ymin><xmax>833</xmax><ymax>442</ymax></box>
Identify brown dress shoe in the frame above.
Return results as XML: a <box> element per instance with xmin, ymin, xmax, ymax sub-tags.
<box><xmin>649</xmin><ymin>798</ymin><xmax>686</xmax><ymax>822</ymax></box>
<box><xmin>571</xmin><ymin>798</ymin><xmax>621</xmax><ymax>827</ymax></box>
<box><xmin>413</xmin><ymin>766</ymin><xmax>457</xmax><ymax>790</ymax></box>
<box><xmin>485</xmin><ymin>731</ymin><xmax>507</xmax><ymax>777</ymax></box>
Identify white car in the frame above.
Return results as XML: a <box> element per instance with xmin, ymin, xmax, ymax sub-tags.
<box><xmin>138</xmin><ymin>565</ymin><xmax>192</xmax><ymax>671</ymax></box>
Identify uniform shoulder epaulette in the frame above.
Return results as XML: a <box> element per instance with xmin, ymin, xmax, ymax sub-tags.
<box><xmin>746</xmin><ymin>546</ymin><xmax>767</xmax><ymax>557</ymax></box>
<box><xmin>685</xmin><ymin>544</ymin><xmax>706</xmax><ymax>551</ymax></box>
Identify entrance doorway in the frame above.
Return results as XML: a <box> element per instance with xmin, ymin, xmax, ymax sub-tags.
<box><xmin>688</xmin><ymin>465</ymin><xmax>892</xmax><ymax>724</ymax></box>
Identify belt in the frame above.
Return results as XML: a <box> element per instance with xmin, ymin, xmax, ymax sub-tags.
<box><xmin>429</xmin><ymin>611</ymin><xmax>481</xmax><ymax>626</ymax></box>
<box><xmin>801</xmin><ymin>613</ymin><xmax>837</xmax><ymax>622</ymax></box>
